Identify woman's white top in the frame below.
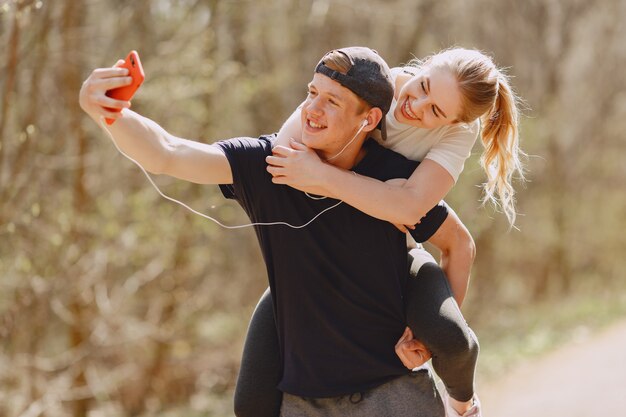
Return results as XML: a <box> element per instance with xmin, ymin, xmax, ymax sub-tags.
<box><xmin>372</xmin><ymin>67</ymin><xmax>480</xmax><ymax>182</ymax></box>
<box><xmin>371</xmin><ymin>68</ymin><xmax>481</xmax><ymax>259</ymax></box>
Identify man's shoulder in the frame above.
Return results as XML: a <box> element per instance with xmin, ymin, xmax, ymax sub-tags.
<box><xmin>215</xmin><ymin>134</ymin><xmax>276</xmax><ymax>174</ymax></box>
<box><xmin>364</xmin><ymin>138</ymin><xmax>407</xmax><ymax>160</ymax></box>
<box><xmin>357</xmin><ymin>139</ymin><xmax>419</xmax><ymax>180</ymax></box>
<box><xmin>216</xmin><ymin>134</ymin><xmax>276</xmax><ymax>156</ymax></box>
<box><xmin>216</xmin><ymin>134</ymin><xmax>277</xmax><ymax>201</ymax></box>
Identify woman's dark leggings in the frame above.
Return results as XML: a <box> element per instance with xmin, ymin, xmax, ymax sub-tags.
<box><xmin>233</xmin><ymin>252</ymin><xmax>479</xmax><ymax>417</ymax></box>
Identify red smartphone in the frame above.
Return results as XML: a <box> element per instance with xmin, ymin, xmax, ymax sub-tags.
<box><xmin>104</xmin><ymin>50</ymin><xmax>145</xmax><ymax>125</ymax></box>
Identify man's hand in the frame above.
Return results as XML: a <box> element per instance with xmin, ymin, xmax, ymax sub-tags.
<box><xmin>395</xmin><ymin>327</ymin><xmax>431</xmax><ymax>369</ymax></box>
<box><xmin>79</xmin><ymin>60</ymin><xmax>132</xmax><ymax>122</ymax></box>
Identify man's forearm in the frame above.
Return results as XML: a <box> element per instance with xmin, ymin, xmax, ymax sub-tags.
<box><xmin>80</xmin><ymin>64</ymin><xmax>232</xmax><ymax>184</ymax></box>
<box><xmin>93</xmin><ymin>109</ymin><xmax>233</xmax><ymax>184</ymax></box>
<box><xmin>96</xmin><ymin>109</ymin><xmax>170</xmax><ymax>174</ymax></box>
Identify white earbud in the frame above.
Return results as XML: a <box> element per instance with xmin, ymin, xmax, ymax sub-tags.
<box><xmin>325</xmin><ymin>118</ymin><xmax>370</xmax><ymax>162</ymax></box>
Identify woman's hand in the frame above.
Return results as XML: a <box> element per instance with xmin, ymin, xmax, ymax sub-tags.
<box><xmin>266</xmin><ymin>139</ymin><xmax>328</xmax><ymax>189</ymax></box>
<box><xmin>79</xmin><ymin>59</ymin><xmax>132</xmax><ymax>122</ymax></box>
<box><xmin>395</xmin><ymin>327</ymin><xmax>431</xmax><ymax>369</ymax></box>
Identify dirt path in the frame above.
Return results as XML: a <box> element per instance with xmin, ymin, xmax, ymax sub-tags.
<box><xmin>479</xmin><ymin>319</ymin><xmax>626</xmax><ymax>417</ymax></box>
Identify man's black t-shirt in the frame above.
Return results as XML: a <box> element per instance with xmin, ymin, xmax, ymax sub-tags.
<box><xmin>217</xmin><ymin>135</ymin><xmax>448</xmax><ymax>397</ymax></box>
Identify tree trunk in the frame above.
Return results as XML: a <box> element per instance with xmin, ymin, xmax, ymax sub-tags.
<box><xmin>61</xmin><ymin>0</ymin><xmax>90</xmax><ymax>415</ymax></box>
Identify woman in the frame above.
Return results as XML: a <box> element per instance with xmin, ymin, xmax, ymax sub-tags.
<box><xmin>235</xmin><ymin>47</ymin><xmax>524</xmax><ymax>417</ymax></box>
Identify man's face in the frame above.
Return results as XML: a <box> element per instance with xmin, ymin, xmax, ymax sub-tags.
<box><xmin>300</xmin><ymin>73</ymin><xmax>367</xmax><ymax>159</ymax></box>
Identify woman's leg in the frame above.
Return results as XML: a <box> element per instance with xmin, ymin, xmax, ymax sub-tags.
<box><xmin>405</xmin><ymin>249</ymin><xmax>479</xmax><ymax>403</ymax></box>
<box><xmin>234</xmin><ymin>288</ymin><xmax>283</xmax><ymax>417</ymax></box>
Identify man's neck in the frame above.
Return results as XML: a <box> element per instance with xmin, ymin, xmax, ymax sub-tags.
<box><xmin>319</xmin><ymin>135</ymin><xmax>368</xmax><ymax>170</ymax></box>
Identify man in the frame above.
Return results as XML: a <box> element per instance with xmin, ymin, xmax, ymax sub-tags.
<box><xmin>80</xmin><ymin>47</ymin><xmax>468</xmax><ymax>416</ymax></box>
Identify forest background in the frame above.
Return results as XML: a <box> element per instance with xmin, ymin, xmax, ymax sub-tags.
<box><xmin>1</xmin><ymin>0</ymin><xmax>625</xmax><ymax>416</ymax></box>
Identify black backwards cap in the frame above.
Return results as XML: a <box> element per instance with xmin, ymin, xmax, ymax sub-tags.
<box><xmin>315</xmin><ymin>47</ymin><xmax>394</xmax><ymax>140</ymax></box>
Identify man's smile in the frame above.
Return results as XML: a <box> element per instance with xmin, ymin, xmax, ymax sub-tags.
<box><xmin>305</xmin><ymin>118</ymin><xmax>327</xmax><ymax>131</ymax></box>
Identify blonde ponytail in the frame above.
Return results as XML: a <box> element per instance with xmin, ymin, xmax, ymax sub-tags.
<box><xmin>479</xmin><ymin>71</ymin><xmax>525</xmax><ymax>226</ymax></box>
<box><xmin>421</xmin><ymin>48</ymin><xmax>526</xmax><ymax>226</ymax></box>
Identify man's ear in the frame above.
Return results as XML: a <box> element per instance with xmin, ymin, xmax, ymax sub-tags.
<box><xmin>363</xmin><ymin>107</ymin><xmax>383</xmax><ymax>133</ymax></box>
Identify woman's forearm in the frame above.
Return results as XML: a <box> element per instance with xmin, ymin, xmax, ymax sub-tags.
<box><xmin>275</xmin><ymin>105</ymin><xmax>303</xmax><ymax>148</ymax></box>
<box><xmin>318</xmin><ymin>160</ymin><xmax>452</xmax><ymax>225</ymax></box>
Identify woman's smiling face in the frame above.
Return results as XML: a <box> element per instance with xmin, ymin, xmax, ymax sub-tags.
<box><xmin>394</xmin><ymin>66</ymin><xmax>463</xmax><ymax>129</ymax></box>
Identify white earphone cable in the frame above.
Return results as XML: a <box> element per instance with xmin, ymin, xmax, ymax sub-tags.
<box><xmin>303</xmin><ymin>119</ymin><xmax>367</xmax><ymax>200</ymax></box>
<box><xmin>324</xmin><ymin>119</ymin><xmax>368</xmax><ymax>162</ymax></box>
<box><xmin>98</xmin><ymin>117</ymin><xmax>343</xmax><ymax>229</ymax></box>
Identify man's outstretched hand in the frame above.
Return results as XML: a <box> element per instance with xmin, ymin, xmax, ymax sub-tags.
<box><xmin>79</xmin><ymin>60</ymin><xmax>132</xmax><ymax>122</ymax></box>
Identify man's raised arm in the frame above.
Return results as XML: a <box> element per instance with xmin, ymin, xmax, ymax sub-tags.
<box><xmin>79</xmin><ymin>62</ymin><xmax>232</xmax><ymax>185</ymax></box>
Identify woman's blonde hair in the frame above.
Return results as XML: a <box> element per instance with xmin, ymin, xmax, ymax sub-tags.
<box><xmin>409</xmin><ymin>48</ymin><xmax>526</xmax><ymax>226</ymax></box>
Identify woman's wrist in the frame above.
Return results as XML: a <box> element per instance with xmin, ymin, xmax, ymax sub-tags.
<box><xmin>317</xmin><ymin>161</ymin><xmax>341</xmax><ymax>190</ymax></box>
